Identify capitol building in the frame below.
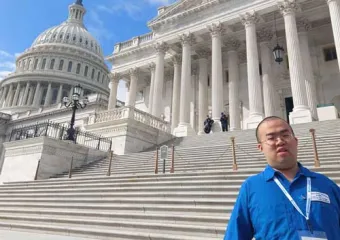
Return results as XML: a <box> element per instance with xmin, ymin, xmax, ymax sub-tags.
<box><xmin>1</xmin><ymin>0</ymin><xmax>340</xmax><ymax>157</ymax></box>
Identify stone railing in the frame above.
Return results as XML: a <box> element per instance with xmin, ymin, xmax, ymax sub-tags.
<box><xmin>114</xmin><ymin>32</ymin><xmax>154</xmax><ymax>53</ymax></box>
<box><xmin>91</xmin><ymin>106</ymin><xmax>171</xmax><ymax>133</ymax></box>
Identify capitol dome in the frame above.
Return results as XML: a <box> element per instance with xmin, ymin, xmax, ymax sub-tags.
<box><xmin>0</xmin><ymin>0</ymin><xmax>110</xmax><ymax>113</ymax></box>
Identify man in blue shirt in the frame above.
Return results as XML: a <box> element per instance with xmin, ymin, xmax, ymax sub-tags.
<box><xmin>224</xmin><ymin>116</ymin><xmax>340</xmax><ymax>240</ymax></box>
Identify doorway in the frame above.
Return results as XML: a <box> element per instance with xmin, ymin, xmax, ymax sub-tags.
<box><xmin>285</xmin><ymin>97</ymin><xmax>294</xmax><ymax>123</ymax></box>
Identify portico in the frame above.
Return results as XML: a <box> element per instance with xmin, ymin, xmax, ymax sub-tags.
<box><xmin>107</xmin><ymin>0</ymin><xmax>340</xmax><ymax>136</ymax></box>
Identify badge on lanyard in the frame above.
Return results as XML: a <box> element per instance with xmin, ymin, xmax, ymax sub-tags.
<box><xmin>274</xmin><ymin>177</ymin><xmax>328</xmax><ymax>240</ymax></box>
<box><xmin>298</xmin><ymin>230</ymin><xmax>327</xmax><ymax>240</ymax></box>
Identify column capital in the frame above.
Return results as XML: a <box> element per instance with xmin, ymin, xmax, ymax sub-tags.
<box><xmin>148</xmin><ymin>62</ymin><xmax>156</xmax><ymax>71</ymax></box>
<box><xmin>191</xmin><ymin>65</ymin><xmax>198</xmax><ymax>76</ymax></box>
<box><xmin>154</xmin><ymin>42</ymin><xmax>169</xmax><ymax>54</ymax></box>
<box><xmin>207</xmin><ymin>22</ymin><xmax>225</xmax><ymax>38</ymax></box>
<box><xmin>179</xmin><ymin>33</ymin><xmax>196</xmax><ymax>46</ymax></box>
<box><xmin>196</xmin><ymin>49</ymin><xmax>210</xmax><ymax>59</ymax></box>
<box><xmin>128</xmin><ymin>67</ymin><xmax>139</xmax><ymax>77</ymax></box>
<box><xmin>240</xmin><ymin>11</ymin><xmax>260</xmax><ymax>27</ymax></box>
<box><xmin>109</xmin><ymin>72</ymin><xmax>121</xmax><ymax>82</ymax></box>
<box><xmin>224</xmin><ymin>37</ymin><xmax>241</xmax><ymax>52</ymax></box>
<box><xmin>257</xmin><ymin>27</ymin><xmax>274</xmax><ymax>43</ymax></box>
<box><xmin>171</xmin><ymin>55</ymin><xmax>182</xmax><ymax>65</ymax></box>
<box><xmin>278</xmin><ymin>0</ymin><xmax>300</xmax><ymax>16</ymax></box>
<box><xmin>296</xmin><ymin>17</ymin><xmax>311</xmax><ymax>32</ymax></box>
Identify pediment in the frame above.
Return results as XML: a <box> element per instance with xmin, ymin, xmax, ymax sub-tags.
<box><xmin>148</xmin><ymin>0</ymin><xmax>215</xmax><ymax>27</ymax></box>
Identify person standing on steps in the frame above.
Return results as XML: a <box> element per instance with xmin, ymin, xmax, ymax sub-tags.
<box><xmin>220</xmin><ymin>112</ymin><xmax>228</xmax><ymax>132</ymax></box>
<box><xmin>224</xmin><ymin>116</ymin><xmax>340</xmax><ymax>240</ymax></box>
<box><xmin>204</xmin><ymin>115</ymin><xmax>214</xmax><ymax>134</ymax></box>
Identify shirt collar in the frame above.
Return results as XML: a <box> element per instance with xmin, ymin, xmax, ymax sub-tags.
<box><xmin>263</xmin><ymin>162</ymin><xmax>315</xmax><ymax>182</ymax></box>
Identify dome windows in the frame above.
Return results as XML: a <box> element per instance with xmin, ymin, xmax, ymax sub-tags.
<box><xmin>84</xmin><ymin>66</ymin><xmax>88</xmax><ymax>77</ymax></box>
<box><xmin>58</xmin><ymin>60</ymin><xmax>64</xmax><ymax>70</ymax></box>
<box><xmin>85</xmin><ymin>40</ymin><xmax>88</xmax><ymax>45</ymax></box>
<box><xmin>76</xmin><ymin>63</ymin><xmax>81</xmax><ymax>74</ymax></box>
<box><xmin>97</xmin><ymin>71</ymin><xmax>100</xmax><ymax>81</ymax></box>
<box><xmin>91</xmin><ymin>69</ymin><xmax>95</xmax><ymax>79</ymax></box>
<box><xmin>80</xmin><ymin>37</ymin><xmax>83</xmax><ymax>43</ymax></box>
<box><xmin>67</xmin><ymin>61</ymin><xmax>73</xmax><ymax>72</ymax></box>
<box><xmin>60</xmin><ymin>33</ymin><xmax>63</xmax><ymax>39</ymax></box>
<box><xmin>66</xmin><ymin>34</ymin><xmax>70</xmax><ymax>40</ymax></box>
<box><xmin>73</xmin><ymin>35</ymin><xmax>76</xmax><ymax>41</ymax></box>
<box><xmin>50</xmin><ymin>59</ymin><xmax>55</xmax><ymax>69</ymax></box>
<box><xmin>41</xmin><ymin>58</ymin><xmax>46</xmax><ymax>69</ymax></box>
<box><xmin>33</xmin><ymin>59</ymin><xmax>38</xmax><ymax>70</ymax></box>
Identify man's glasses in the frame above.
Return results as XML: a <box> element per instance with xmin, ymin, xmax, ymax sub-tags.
<box><xmin>259</xmin><ymin>133</ymin><xmax>294</xmax><ymax>146</ymax></box>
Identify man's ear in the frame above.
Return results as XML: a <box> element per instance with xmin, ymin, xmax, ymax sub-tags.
<box><xmin>257</xmin><ymin>143</ymin><xmax>263</xmax><ymax>152</ymax></box>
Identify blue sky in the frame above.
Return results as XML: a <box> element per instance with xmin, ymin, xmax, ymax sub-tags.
<box><xmin>0</xmin><ymin>0</ymin><xmax>176</xmax><ymax>100</ymax></box>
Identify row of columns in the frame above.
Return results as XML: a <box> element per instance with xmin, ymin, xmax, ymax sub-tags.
<box><xmin>0</xmin><ymin>82</ymin><xmax>71</xmax><ymax>109</ymax></box>
<box><xmin>106</xmin><ymin>0</ymin><xmax>340</xmax><ymax>132</ymax></box>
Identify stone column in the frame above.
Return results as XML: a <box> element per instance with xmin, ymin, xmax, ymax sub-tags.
<box><xmin>127</xmin><ymin>68</ymin><xmax>139</xmax><ymax>107</ymax></box>
<box><xmin>148</xmin><ymin>63</ymin><xmax>156</xmax><ymax>114</ymax></box>
<box><xmin>326</xmin><ymin>0</ymin><xmax>340</xmax><ymax>71</ymax></box>
<box><xmin>241</xmin><ymin>12</ymin><xmax>264</xmax><ymax>129</ymax></box>
<box><xmin>21</xmin><ymin>82</ymin><xmax>31</xmax><ymax>106</ymax></box>
<box><xmin>12</xmin><ymin>83</ymin><xmax>21</xmax><ymax>106</ymax></box>
<box><xmin>33</xmin><ymin>82</ymin><xmax>41</xmax><ymax>107</ymax></box>
<box><xmin>5</xmin><ymin>84</ymin><xmax>13</xmax><ymax>107</ymax></box>
<box><xmin>225</xmin><ymin>38</ymin><xmax>241</xmax><ymax>131</ymax></box>
<box><xmin>278</xmin><ymin>0</ymin><xmax>312</xmax><ymax>123</ymax></box>
<box><xmin>0</xmin><ymin>86</ymin><xmax>8</xmax><ymax>108</ymax></box>
<box><xmin>171</xmin><ymin>55</ymin><xmax>182</xmax><ymax>131</ymax></box>
<box><xmin>190</xmin><ymin>67</ymin><xmax>198</xmax><ymax>131</ymax></box>
<box><xmin>208</xmin><ymin>23</ymin><xmax>224</xmax><ymax>132</ymax></box>
<box><xmin>257</xmin><ymin>27</ymin><xmax>277</xmax><ymax>117</ymax></box>
<box><xmin>56</xmin><ymin>84</ymin><xmax>63</xmax><ymax>104</ymax></box>
<box><xmin>108</xmin><ymin>73</ymin><xmax>120</xmax><ymax>110</ymax></box>
<box><xmin>297</xmin><ymin>18</ymin><xmax>318</xmax><ymax>120</ymax></box>
<box><xmin>44</xmin><ymin>82</ymin><xmax>52</xmax><ymax>106</ymax></box>
<box><xmin>173</xmin><ymin>33</ymin><xmax>196</xmax><ymax>137</ymax></box>
<box><xmin>152</xmin><ymin>42</ymin><xmax>168</xmax><ymax>117</ymax></box>
<box><xmin>197</xmin><ymin>50</ymin><xmax>209</xmax><ymax>135</ymax></box>
<box><xmin>27</xmin><ymin>86</ymin><xmax>34</xmax><ymax>106</ymax></box>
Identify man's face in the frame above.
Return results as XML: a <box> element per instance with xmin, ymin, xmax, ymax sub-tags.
<box><xmin>257</xmin><ymin>119</ymin><xmax>298</xmax><ymax>170</ymax></box>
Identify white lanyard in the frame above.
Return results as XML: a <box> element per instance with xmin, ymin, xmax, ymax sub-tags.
<box><xmin>274</xmin><ymin>177</ymin><xmax>312</xmax><ymax>222</ymax></box>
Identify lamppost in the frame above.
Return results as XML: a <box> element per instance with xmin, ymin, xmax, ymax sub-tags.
<box><xmin>63</xmin><ymin>84</ymin><xmax>88</xmax><ymax>141</ymax></box>
<box><xmin>272</xmin><ymin>12</ymin><xmax>285</xmax><ymax>64</ymax></box>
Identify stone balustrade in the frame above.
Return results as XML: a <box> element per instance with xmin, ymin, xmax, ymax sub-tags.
<box><xmin>93</xmin><ymin>106</ymin><xmax>171</xmax><ymax>133</ymax></box>
<box><xmin>114</xmin><ymin>32</ymin><xmax>154</xmax><ymax>53</ymax></box>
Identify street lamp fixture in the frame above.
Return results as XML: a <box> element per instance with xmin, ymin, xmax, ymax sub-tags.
<box><xmin>272</xmin><ymin>12</ymin><xmax>284</xmax><ymax>64</ymax></box>
<box><xmin>63</xmin><ymin>84</ymin><xmax>88</xmax><ymax>141</ymax></box>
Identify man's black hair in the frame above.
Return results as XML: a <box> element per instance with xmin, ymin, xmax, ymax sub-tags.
<box><xmin>255</xmin><ymin>116</ymin><xmax>295</xmax><ymax>143</ymax></box>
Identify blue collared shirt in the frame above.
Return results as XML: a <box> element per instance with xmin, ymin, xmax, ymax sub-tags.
<box><xmin>224</xmin><ymin>163</ymin><xmax>340</xmax><ymax>240</ymax></box>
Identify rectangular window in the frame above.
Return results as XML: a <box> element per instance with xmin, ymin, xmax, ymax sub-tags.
<box><xmin>68</xmin><ymin>61</ymin><xmax>72</xmax><ymax>72</ymax></box>
<box><xmin>226</xmin><ymin>70</ymin><xmax>229</xmax><ymax>83</ymax></box>
<box><xmin>259</xmin><ymin>64</ymin><xmax>262</xmax><ymax>76</ymax></box>
<box><xmin>323</xmin><ymin>46</ymin><xmax>337</xmax><ymax>62</ymax></box>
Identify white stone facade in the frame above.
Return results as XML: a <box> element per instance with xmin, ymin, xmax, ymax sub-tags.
<box><xmin>107</xmin><ymin>0</ymin><xmax>340</xmax><ymax>135</ymax></box>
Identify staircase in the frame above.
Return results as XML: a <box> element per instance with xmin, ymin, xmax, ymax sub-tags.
<box><xmin>0</xmin><ymin>119</ymin><xmax>340</xmax><ymax>239</ymax></box>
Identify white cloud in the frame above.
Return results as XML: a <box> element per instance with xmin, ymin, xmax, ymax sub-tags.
<box><xmin>0</xmin><ymin>50</ymin><xmax>16</xmax><ymax>80</ymax></box>
<box><xmin>96</xmin><ymin>1</ymin><xmax>143</xmax><ymax>20</ymax></box>
<box><xmin>87</xmin><ymin>10</ymin><xmax>115</xmax><ymax>42</ymax></box>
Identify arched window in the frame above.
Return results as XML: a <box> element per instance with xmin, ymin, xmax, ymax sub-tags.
<box><xmin>102</xmin><ymin>74</ymin><xmax>105</xmax><ymax>83</ymax></box>
<box><xmin>91</xmin><ymin>69</ymin><xmax>95</xmax><ymax>79</ymax></box>
<box><xmin>76</xmin><ymin>63</ymin><xmax>81</xmax><ymax>74</ymax></box>
<box><xmin>97</xmin><ymin>72</ymin><xmax>100</xmax><ymax>81</ymax></box>
<box><xmin>41</xmin><ymin>58</ymin><xmax>46</xmax><ymax>69</ymax></box>
<box><xmin>33</xmin><ymin>59</ymin><xmax>38</xmax><ymax>70</ymax></box>
<box><xmin>84</xmin><ymin>66</ymin><xmax>88</xmax><ymax>77</ymax></box>
<box><xmin>50</xmin><ymin>59</ymin><xmax>55</xmax><ymax>69</ymax></box>
<box><xmin>67</xmin><ymin>61</ymin><xmax>72</xmax><ymax>72</ymax></box>
<box><xmin>58</xmin><ymin>60</ymin><xmax>64</xmax><ymax>70</ymax></box>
